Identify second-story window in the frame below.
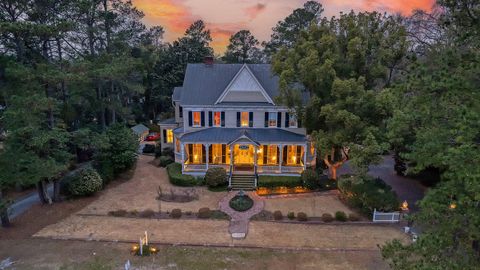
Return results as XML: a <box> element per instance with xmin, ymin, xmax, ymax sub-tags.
<box><xmin>213</xmin><ymin>111</ymin><xmax>221</xmax><ymax>126</ymax></box>
<box><xmin>289</xmin><ymin>114</ymin><xmax>297</xmax><ymax>127</ymax></box>
<box><xmin>268</xmin><ymin>112</ymin><xmax>277</xmax><ymax>127</ymax></box>
<box><xmin>193</xmin><ymin>111</ymin><xmax>201</xmax><ymax>127</ymax></box>
<box><xmin>241</xmin><ymin>112</ymin><xmax>249</xmax><ymax>127</ymax></box>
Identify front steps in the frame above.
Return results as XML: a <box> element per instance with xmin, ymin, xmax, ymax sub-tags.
<box><xmin>230</xmin><ymin>174</ymin><xmax>256</xmax><ymax>190</ymax></box>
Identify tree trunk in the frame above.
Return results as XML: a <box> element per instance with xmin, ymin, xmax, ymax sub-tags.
<box><xmin>52</xmin><ymin>179</ymin><xmax>61</xmax><ymax>202</ymax></box>
<box><xmin>96</xmin><ymin>83</ymin><xmax>106</xmax><ymax>131</ymax></box>
<box><xmin>103</xmin><ymin>0</ymin><xmax>111</xmax><ymax>53</ymax></box>
<box><xmin>323</xmin><ymin>147</ymin><xmax>349</xmax><ymax>180</ymax></box>
<box><xmin>0</xmin><ymin>190</ymin><xmax>11</xmax><ymax>228</ymax></box>
<box><xmin>37</xmin><ymin>180</ymin><xmax>52</xmax><ymax>204</ymax></box>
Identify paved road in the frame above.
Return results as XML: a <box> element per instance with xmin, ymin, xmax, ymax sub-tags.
<box><xmin>337</xmin><ymin>155</ymin><xmax>427</xmax><ymax>212</ymax></box>
<box><xmin>8</xmin><ymin>185</ymin><xmax>53</xmax><ymax>219</ymax></box>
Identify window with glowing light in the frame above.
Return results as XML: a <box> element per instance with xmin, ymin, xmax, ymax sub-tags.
<box><xmin>191</xmin><ymin>144</ymin><xmax>203</xmax><ymax>164</ymax></box>
<box><xmin>213</xmin><ymin>111</ymin><xmax>221</xmax><ymax>127</ymax></box>
<box><xmin>241</xmin><ymin>112</ymin><xmax>249</xmax><ymax>127</ymax></box>
<box><xmin>287</xmin><ymin>145</ymin><xmax>303</xmax><ymax>165</ymax></box>
<box><xmin>268</xmin><ymin>112</ymin><xmax>277</xmax><ymax>127</ymax></box>
<box><xmin>192</xmin><ymin>111</ymin><xmax>201</xmax><ymax>127</ymax></box>
<box><xmin>166</xmin><ymin>129</ymin><xmax>173</xmax><ymax>143</ymax></box>
<box><xmin>257</xmin><ymin>145</ymin><xmax>278</xmax><ymax>165</ymax></box>
<box><xmin>175</xmin><ymin>138</ymin><xmax>180</xmax><ymax>152</ymax></box>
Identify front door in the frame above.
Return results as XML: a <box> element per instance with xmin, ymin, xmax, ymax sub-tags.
<box><xmin>233</xmin><ymin>144</ymin><xmax>254</xmax><ymax>171</ymax></box>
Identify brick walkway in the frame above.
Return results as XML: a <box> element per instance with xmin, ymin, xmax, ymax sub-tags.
<box><xmin>219</xmin><ymin>191</ymin><xmax>264</xmax><ymax>239</ymax></box>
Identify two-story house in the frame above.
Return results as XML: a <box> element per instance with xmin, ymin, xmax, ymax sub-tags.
<box><xmin>159</xmin><ymin>61</ymin><xmax>315</xmax><ymax>189</ymax></box>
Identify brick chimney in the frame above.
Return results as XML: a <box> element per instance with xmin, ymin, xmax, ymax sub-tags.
<box><xmin>204</xmin><ymin>56</ymin><xmax>214</xmax><ymax>66</ymax></box>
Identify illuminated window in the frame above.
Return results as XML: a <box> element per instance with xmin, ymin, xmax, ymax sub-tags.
<box><xmin>175</xmin><ymin>138</ymin><xmax>180</xmax><ymax>152</ymax></box>
<box><xmin>241</xmin><ymin>112</ymin><xmax>249</xmax><ymax>127</ymax></box>
<box><xmin>268</xmin><ymin>112</ymin><xmax>277</xmax><ymax>127</ymax></box>
<box><xmin>191</xmin><ymin>144</ymin><xmax>202</xmax><ymax>164</ymax></box>
<box><xmin>288</xmin><ymin>145</ymin><xmax>298</xmax><ymax>165</ymax></box>
<box><xmin>166</xmin><ymin>129</ymin><xmax>173</xmax><ymax>143</ymax></box>
<box><xmin>289</xmin><ymin>114</ymin><xmax>297</xmax><ymax>127</ymax></box>
<box><xmin>213</xmin><ymin>111</ymin><xmax>221</xmax><ymax>127</ymax></box>
<box><xmin>193</xmin><ymin>111</ymin><xmax>201</xmax><ymax>127</ymax></box>
<box><xmin>267</xmin><ymin>145</ymin><xmax>278</xmax><ymax>164</ymax></box>
<box><xmin>257</xmin><ymin>145</ymin><xmax>278</xmax><ymax>165</ymax></box>
<box><xmin>211</xmin><ymin>144</ymin><xmax>224</xmax><ymax>164</ymax></box>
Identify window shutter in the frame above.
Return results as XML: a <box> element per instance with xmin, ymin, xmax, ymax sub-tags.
<box><xmin>298</xmin><ymin>117</ymin><xmax>302</xmax><ymax>128</ymax></box>
<box><xmin>221</xmin><ymin>112</ymin><xmax>225</xmax><ymax>127</ymax></box>
<box><xmin>285</xmin><ymin>113</ymin><xmax>290</xmax><ymax>128</ymax></box>
<box><xmin>249</xmin><ymin>112</ymin><xmax>253</xmax><ymax>127</ymax></box>
<box><xmin>208</xmin><ymin>111</ymin><xmax>212</xmax><ymax>127</ymax></box>
<box><xmin>263</xmin><ymin>145</ymin><xmax>268</xmax><ymax>164</ymax></box>
<box><xmin>296</xmin><ymin>146</ymin><xmax>301</xmax><ymax>165</ymax></box>
<box><xmin>163</xmin><ymin>129</ymin><xmax>167</xmax><ymax>143</ymax></box>
<box><xmin>276</xmin><ymin>146</ymin><xmax>280</xmax><ymax>165</ymax></box>
<box><xmin>201</xmin><ymin>111</ymin><xmax>205</xmax><ymax>126</ymax></box>
<box><xmin>179</xmin><ymin>106</ymin><xmax>183</xmax><ymax>118</ymax></box>
<box><xmin>188</xmin><ymin>111</ymin><xmax>192</xmax><ymax>126</ymax></box>
<box><xmin>222</xmin><ymin>144</ymin><xmax>226</xmax><ymax>163</ymax></box>
<box><xmin>277</xmin><ymin>112</ymin><xmax>282</xmax><ymax>128</ymax></box>
<box><xmin>283</xmin><ymin>146</ymin><xmax>287</xmax><ymax>164</ymax></box>
<box><xmin>188</xmin><ymin>144</ymin><xmax>193</xmax><ymax>162</ymax></box>
<box><xmin>264</xmin><ymin>112</ymin><xmax>268</xmax><ymax>127</ymax></box>
<box><xmin>236</xmin><ymin>112</ymin><xmax>241</xmax><ymax>127</ymax></box>
<box><xmin>201</xmin><ymin>145</ymin><xmax>206</xmax><ymax>163</ymax></box>
<box><xmin>208</xmin><ymin>145</ymin><xmax>213</xmax><ymax>163</ymax></box>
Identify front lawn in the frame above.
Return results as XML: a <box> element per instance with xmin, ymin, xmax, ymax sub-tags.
<box><xmin>258</xmin><ymin>175</ymin><xmax>302</xmax><ymax>188</ymax></box>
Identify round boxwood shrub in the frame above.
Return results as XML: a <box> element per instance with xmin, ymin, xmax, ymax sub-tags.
<box><xmin>139</xmin><ymin>209</ymin><xmax>155</xmax><ymax>218</ymax></box>
<box><xmin>287</xmin><ymin>212</ymin><xmax>295</xmax><ymax>220</ymax></box>
<box><xmin>273</xmin><ymin>210</ymin><xmax>283</xmax><ymax>220</ymax></box>
<box><xmin>229</xmin><ymin>193</ymin><xmax>254</xmax><ymax>212</ymax></box>
<box><xmin>68</xmin><ymin>168</ymin><xmax>103</xmax><ymax>196</ymax></box>
<box><xmin>158</xmin><ymin>156</ymin><xmax>173</xmax><ymax>167</ymax></box>
<box><xmin>198</xmin><ymin>207</ymin><xmax>211</xmax><ymax>219</ymax></box>
<box><xmin>301</xmin><ymin>169</ymin><xmax>318</xmax><ymax>190</ymax></box>
<box><xmin>170</xmin><ymin>208</ymin><xmax>182</xmax><ymax>219</ymax></box>
<box><xmin>335</xmin><ymin>211</ymin><xmax>348</xmax><ymax>222</ymax></box>
<box><xmin>321</xmin><ymin>213</ymin><xmax>334</xmax><ymax>222</ymax></box>
<box><xmin>297</xmin><ymin>212</ymin><xmax>308</xmax><ymax>221</ymax></box>
<box><xmin>205</xmin><ymin>167</ymin><xmax>227</xmax><ymax>187</ymax></box>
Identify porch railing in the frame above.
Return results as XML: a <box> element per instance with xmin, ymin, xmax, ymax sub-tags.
<box><xmin>281</xmin><ymin>166</ymin><xmax>304</xmax><ymax>174</ymax></box>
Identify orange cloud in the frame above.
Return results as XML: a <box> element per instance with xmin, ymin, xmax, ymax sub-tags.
<box><xmin>363</xmin><ymin>0</ymin><xmax>434</xmax><ymax>15</ymax></box>
<box><xmin>245</xmin><ymin>3</ymin><xmax>267</xmax><ymax>20</ymax></box>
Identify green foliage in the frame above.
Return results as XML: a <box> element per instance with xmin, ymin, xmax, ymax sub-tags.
<box><xmin>301</xmin><ymin>169</ymin><xmax>318</xmax><ymax>189</ymax></box>
<box><xmin>321</xmin><ymin>213</ymin><xmax>334</xmax><ymax>222</ymax></box>
<box><xmin>287</xmin><ymin>212</ymin><xmax>295</xmax><ymax>220</ymax></box>
<box><xmin>166</xmin><ymin>163</ymin><xmax>197</xmax><ymax>187</ymax></box>
<box><xmin>223</xmin><ymin>30</ymin><xmax>262</xmax><ymax>63</ymax></box>
<box><xmin>229</xmin><ymin>194</ymin><xmax>254</xmax><ymax>212</ymax></box>
<box><xmin>297</xmin><ymin>212</ymin><xmax>308</xmax><ymax>221</ymax></box>
<box><xmin>67</xmin><ymin>168</ymin><xmax>103</xmax><ymax>197</ymax></box>
<box><xmin>258</xmin><ymin>175</ymin><xmax>302</xmax><ymax>188</ymax></box>
<box><xmin>204</xmin><ymin>167</ymin><xmax>227</xmax><ymax>188</ymax></box>
<box><xmin>158</xmin><ymin>156</ymin><xmax>174</xmax><ymax>167</ymax></box>
<box><xmin>170</xmin><ymin>208</ymin><xmax>182</xmax><ymax>219</ymax></box>
<box><xmin>338</xmin><ymin>175</ymin><xmax>399</xmax><ymax>215</ymax></box>
<box><xmin>335</xmin><ymin>211</ymin><xmax>347</xmax><ymax>222</ymax></box>
<box><xmin>197</xmin><ymin>207</ymin><xmax>211</xmax><ymax>219</ymax></box>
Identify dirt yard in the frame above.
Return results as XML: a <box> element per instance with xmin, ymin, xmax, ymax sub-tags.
<box><xmin>79</xmin><ymin>155</ymin><xmax>226</xmax><ymax>215</ymax></box>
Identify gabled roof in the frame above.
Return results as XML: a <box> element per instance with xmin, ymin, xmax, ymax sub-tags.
<box><xmin>131</xmin><ymin>124</ymin><xmax>149</xmax><ymax>134</ymax></box>
<box><xmin>178</xmin><ymin>64</ymin><xmax>280</xmax><ymax>106</ymax></box>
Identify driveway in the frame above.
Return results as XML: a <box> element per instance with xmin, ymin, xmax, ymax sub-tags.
<box><xmin>337</xmin><ymin>155</ymin><xmax>427</xmax><ymax>211</ymax></box>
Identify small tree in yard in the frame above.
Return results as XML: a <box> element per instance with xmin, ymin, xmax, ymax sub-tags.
<box><xmin>67</xmin><ymin>168</ymin><xmax>103</xmax><ymax>196</ymax></box>
<box><xmin>301</xmin><ymin>169</ymin><xmax>318</xmax><ymax>189</ymax></box>
<box><xmin>205</xmin><ymin>167</ymin><xmax>227</xmax><ymax>187</ymax></box>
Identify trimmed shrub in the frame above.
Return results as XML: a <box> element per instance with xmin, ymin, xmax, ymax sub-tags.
<box><xmin>338</xmin><ymin>175</ymin><xmax>399</xmax><ymax>216</ymax></box>
<box><xmin>229</xmin><ymin>194</ymin><xmax>254</xmax><ymax>212</ymax></box>
<box><xmin>198</xmin><ymin>207</ymin><xmax>211</xmax><ymax>219</ymax></box>
<box><xmin>348</xmin><ymin>213</ymin><xmax>360</xmax><ymax>221</ymax></box>
<box><xmin>166</xmin><ymin>163</ymin><xmax>197</xmax><ymax>186</ymax></box>
<box><xmin>211</xmin><ymin>210</ymin><xmax>230</xmax><ymax>220</ymax></box>
<box><xmin>158</xmin><ymin>156</ymin><xmax>174</xmax><ymax>167</ymax></box>
<box><xmin>301</xmin><ymin>169</ymin><xmax>319</xmax><ymax>189</ymax></box>
<box><xmin>95</xmin><ymin>160</ymin><xmax>115</xmax><ymax>185</ymax></box>
<box><xmin>273</xmin><ymin>210</ymin><xmax>283</xmax><ymax>220</ymax></box>
<box><xmin>68</xmin><ymin>168</ymin><xmax>103</xmax><ymax>196</ymax></box>
<box><xmin>109</xmin><ymin>209</ymin><xmax>127</xmax><ymax>217</ymax></box>
<box><xmin>297</xmin><ymin>212</ymin><xmax>308</xmax><ymax>221</ymax></box>
<box><xmin>139</xmin><ymin>209</ymin><xmax>155</xmax><ymax>218</ymax></box>
<box><xmin>258</xmin><ymin>176</ymin><xmax>302</xmax><ymax>188</ymax></box>
<box><xmin>335</xmin><ymin>211</ymin><xmax>348</xmax><ymax>222</ymax></box>
<box><xmin>170</xmin><ymin>209</ymin><xmax>182</xmax><ymax>219</ymax></box>
<box><xmin>205</xmin><ymin>167</ymin><xmax>227</xmax><ymax>187</ymax></box>
<box><xmin>321</xmin><ymin>213</ymin><xmax>334</xmax><ymax>222</ymax></box>
<box><xmin>287</xmin><ymin>212</ymin><xmax>295</xmax><ymax>220</ymax></box>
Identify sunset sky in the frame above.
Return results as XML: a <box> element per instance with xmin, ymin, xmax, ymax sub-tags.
<box><xmin>133</xmin><ymin>0</ymin><xmax>435</xmax><ymax>54</ymax></box>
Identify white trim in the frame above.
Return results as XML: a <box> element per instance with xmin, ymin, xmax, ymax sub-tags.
<box><xmin>215</xmin><ymin>64</ymin><xmax>274</xmax><ymax>105</ymax></box>
<box><xmin>228</xmin><ymin>135</ymin><xmax>260</xmax><ymax>146</ymax></box>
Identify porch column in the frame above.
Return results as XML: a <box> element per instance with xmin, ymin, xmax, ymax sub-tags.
<box><xmin>205</xmin><ymin>143</ymin><xmax>210</xmax><ymax>170</ymax></box>
<box><xmin>181</xmin><ymin>143</ymin><xmax>185</xmax><ymax>173</ymax></box>
<box><xmin>278</xmin><ymin>144</ymin><xmax>283</xmax><ymax>174</ymax></box>
<box><xmin>229</xmin><ymin>144</ymin><xmax>233</xmax><ymax>167</ymax></box>
<box><xmin>303</xmin><ymin>144</ymin><xmax>307</xmax><ymax>170</ymax></box>
<box><xmin>254</xmin><ymin>145</ymin><xmax>257</xmax><ymax>169</ymax></box>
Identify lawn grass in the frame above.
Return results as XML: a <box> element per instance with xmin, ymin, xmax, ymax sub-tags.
<box><xmin>258</xmin><ymin>175</ymin><xmax>302</xmax><ymax>188</ymax></box>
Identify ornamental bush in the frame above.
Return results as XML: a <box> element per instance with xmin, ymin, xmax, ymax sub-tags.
<box><xmin>198</xmin><ymin>207</ymin><xmax>211</xmax><ymax>219</ymax></box>
<box><xmin>301</xmin><ymin>168</ymin><xmax>318</xmax><ymax>189</ymax></box>
<box><xmin>158</xmin><ymin>156</ymin><xmax>173</xmax><ymax>167</ymax></box>
<box><xmin>205</xmin><ymin>167</ymin><xmax>227</xmax><ymax>187</ymax></box>
<box><xmin>139</xmin><ymin>209</ymin><xmax>155</xmax><ymax>218</ymax></box>
<box><xmin>170</xmin><ymin>208</ymin><xmax>182</xmax><ymax>218</ymax></box>
<box><xmin>297</xmin><ymin>212</ymin><xmax>308</xmax><ymax>221</ymax></box>
<box><xmin>321</xmin><ymin>213</ymin><xmax>334</xmax><ymax>222</ymax></box>
<box><xmin>338</xmin><ymin>175</ymin><xmax>399</xmax><ymax>216</ymax></box>
<box><xmin>68</xmin><ymin>168</ymin><xmax>103</xmax><ymax>196</ymax></box>
<box><xmin>335</xmin><ymin>211</ymin><xmax>348</xmax><ymax>222</ymax></box>
<box><xmin>229</xmin><ymin>194</ymin><xmax>254</xmax><ymax>212</ymax></box>
<box><xmin>273</xmin><ymin>210</ymin><xmax>283</xmax><ymax>220</ymax></box>
<box><xmin>287</xmin><ymin>212</ymin><xmax>295</xmax><ymax>220</ymax></box>
<box><xmin>166</xmin><ymin>163</ymin><xmax>197</xmax><ymax>186</ymax></box>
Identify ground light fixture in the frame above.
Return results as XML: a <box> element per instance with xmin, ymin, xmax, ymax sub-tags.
<box><xmin>131</xmin><ymin>231</ymin><xmax>159</xmax><ymax>256</ymax></box>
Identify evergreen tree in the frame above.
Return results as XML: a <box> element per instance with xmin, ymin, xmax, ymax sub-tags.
<box><xmin>223</xmin><ymin>30</ymin><xmax>262</xmax><ymax>63</ymax></box>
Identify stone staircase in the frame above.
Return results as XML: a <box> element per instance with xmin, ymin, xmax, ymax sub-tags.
<box><xmin>230</xmin><ymin>174</ymin><xmax>256</xmax><ymax>190</ymax></box>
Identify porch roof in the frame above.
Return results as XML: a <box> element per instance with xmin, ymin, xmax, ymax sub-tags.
<box><xmin>178</xmin><ymin>128</ymin><xmax>306</xmax><ymax>144</ymax></box>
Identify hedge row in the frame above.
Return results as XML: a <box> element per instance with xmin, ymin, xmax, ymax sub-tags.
<box><xmin>257</xmin><ymin>175</ymin><xmax>302</xmax><ymax>188</ymax></box>
<box><xmin>166</xmin><ymin>163</ymin><xmax>198</xmax><ymax>186</ymax></box>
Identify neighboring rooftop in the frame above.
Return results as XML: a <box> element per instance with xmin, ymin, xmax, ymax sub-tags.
<box><xmin>159</xmin><ymin>117</ymin><xmax>176</xmax><ymax>125</ymax></box>
<box><xmin>131</xmin><ymin>124</ymin><xmax>149</xmax><ymax>134</ymax></box>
